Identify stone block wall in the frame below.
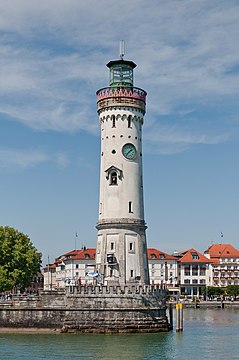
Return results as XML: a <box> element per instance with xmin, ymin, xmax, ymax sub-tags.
<box><xmin>0</xmin><ymin>285</ymin><xmax>170</xmax><ymax>332</ymax></box>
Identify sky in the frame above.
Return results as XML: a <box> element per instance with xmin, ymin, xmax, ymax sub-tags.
<box><xmin>1</xmin><ymin>0</ymin><xmax>239</xmax><ymax>266</ymax></box>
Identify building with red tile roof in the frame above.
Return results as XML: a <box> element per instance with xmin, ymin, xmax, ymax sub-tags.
<box><xmin>177</xmin><ymin>248</ymin><xmax>211</xmax><ymax>297</ymax></box>
<box><xmin>45</xmin><ymin>247</ymin><xmax>180</xmax><ymax>290</ymax></box>
<box><xmin>43</xmin><ymin>243</ymin><xmax>239</xmax><ymax>292</ymax></box>
<box><xmin>44</xmin><ymin>248</ymin><xmax>96</xmax><ymax>289</ymax></box>
<box><xmin>147</xmin><ymin>248</ymin><xmax>178</xmax><ymax>291</ymax></box>
<box><xmin>204</xmin><ymin>244</ymin><xmax>239</xmax><ymax>287</ymax></box>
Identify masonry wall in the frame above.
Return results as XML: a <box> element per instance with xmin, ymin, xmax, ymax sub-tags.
<box><xmin>0</xmin><ymin>285</ymin><xmax>170</xmax><ymax>332</ymax></box>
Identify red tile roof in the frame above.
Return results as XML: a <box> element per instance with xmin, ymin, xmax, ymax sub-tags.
<box><xmin>178</xmin><ymin>248</ymin><xmax>211</xmax><ymax>263</ymax></box>
<box><xmin>73</xmin><ymin>248</ymin><xmax>96</xmax><ymax>260</ymax></box>
<box><xmin>204</xmin><ymin>244</ymin><xmax>239</xmax><ymax>258</ymax></box>
<box><xmin>55</xmin><ymin>247</ymin><xmax>179</xmax><ymax>263</ymax></box>
<box><xmin>56</xmin><ymin>248</ymin><xmax>96</xmax><ymax>261</ymax></box>
<box><xmin>147</xmin><ymin>248</ymin><xmax>178</xmax><ymax>261</ymax></box>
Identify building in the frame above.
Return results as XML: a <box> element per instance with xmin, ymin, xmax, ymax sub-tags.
<box><xmin>177</xmin><ymin>248</ymin><xmax>211</xmax><ymax>297</ymax></box>
<box><xmin>43</xmin><ymin>264</ymin><xmax>56</xmax><ymax>290</ymax></box>
<box><xmin>45</xmin><ymin>247</ymin><xmax>179</xmax><ymax>290</ymax></box>
<box><xmin>204</xmin><ymin>244</ymin><xmax>239</xmax><ymax>287</ymax></box>
<box><xmin>148</xmin><ymin>248</ymin><xmax>178</xmax><ymax>286</ymax></box>
<box><xmin>95</xmin><ymin>46</ymin><xmax>149</xmax><ymax>285</ymax></box>
<box><xmin>44</xmin><ymin>242</ymin><xmax>239</xmax><ymax>294</ymax></box>
<box><xmin>43</xmin><ymin>248</ymin><xmax>95</xmax><ymax>290</ymax></box>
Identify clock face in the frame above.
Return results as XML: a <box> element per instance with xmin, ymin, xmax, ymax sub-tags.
<box><xmin>122</xmin><ymin>143</ymin><xmax>137</xmax><ymax>160</ymax></box>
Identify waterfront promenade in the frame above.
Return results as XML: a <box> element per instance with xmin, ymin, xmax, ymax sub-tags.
<box><xmin>169</xmin><ymin>299</ymin><xmax>239</xmax><ymax>308</ymax></box>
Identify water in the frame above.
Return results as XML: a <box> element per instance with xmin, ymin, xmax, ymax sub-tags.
<box><xmin>0</xmin><ymin>308</ymin><xmax>238</xmax><ymax>360</ymax></box>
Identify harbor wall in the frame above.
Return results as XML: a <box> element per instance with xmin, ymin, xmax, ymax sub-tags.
<box><xmin>0</xmin><ymin>285</ymin><xmax>170</xmax><ymax>333</ymax></box>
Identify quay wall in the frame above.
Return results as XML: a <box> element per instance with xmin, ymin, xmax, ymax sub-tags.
<box><xmin>168</xmin><ymin>301</ymin><xmax>239</xmax><ymax>309</ymax></box>
<box><xmin>0</xmin><ymin>285</ymin><xmax>170</xmax><ymax>333</ymax></box>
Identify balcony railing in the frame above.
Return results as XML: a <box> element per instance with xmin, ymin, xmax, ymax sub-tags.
<box><xmin>96</xmin><ymin>86</ymin><xmax>147</xmax><ymax>103</ymax></box>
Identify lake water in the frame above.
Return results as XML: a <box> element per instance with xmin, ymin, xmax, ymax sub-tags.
<box><xmin>0</xmin><ymin>308</ymin><xmax>238</xmax><ymax>360</ymax></box>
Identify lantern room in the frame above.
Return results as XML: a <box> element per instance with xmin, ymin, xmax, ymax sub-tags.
<box><xmin>107</xmin><ymin>59</ymin><xmax>136</xmax><ymax>87</ymax></box>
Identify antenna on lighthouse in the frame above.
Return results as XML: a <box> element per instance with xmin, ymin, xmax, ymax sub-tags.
<box><xmin>120</xmin><ymin>40</ymin><xmax>125</xmax><ymax>60</ymax></box>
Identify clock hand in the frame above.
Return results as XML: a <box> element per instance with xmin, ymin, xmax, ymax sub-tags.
<box><xmin>126</xmin><ymin>149</ymin><xmax>133</xmax><ymax>156</ymax></box>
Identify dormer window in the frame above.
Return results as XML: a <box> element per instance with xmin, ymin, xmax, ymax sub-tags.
<box><xmin>85</xmin><ymin>254</ymin><xmax>90</xmax><ymax>259</ymax></box>
<box><xmin>191</xmin><ymin>251</ymin><xmax>199</xmax><ymax>260</ymax></box>
<box><xmin>151</xmin><ymin>254</ymin><xmax>156</xmax><ymax>259</ymax></box>
<box><xmin>160</xmin><ymin>254</ymin><xmax>165</xmax><ymax>259</ymax></box>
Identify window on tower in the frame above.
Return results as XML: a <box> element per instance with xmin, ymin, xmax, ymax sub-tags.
<box><xmin>128</xmin><ymin>115</ymin><xmax>132</xmax><ymax>128</ymax></box>
<box><xmin>129</xmin><ymin>201</ymin><xmax>133</xmax><ymax>213</ymax></box>
<box><xmin>112</xmin><ymin>115</ymin><xmax>116</xmax><ymax>128</ymax></box>
<box><xmin>110</xmin><ymin>172</ymin><xmax>118</xmax><ymax>185</ymax></box>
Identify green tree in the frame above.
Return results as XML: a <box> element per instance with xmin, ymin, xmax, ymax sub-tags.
<box><xmin>201</xmin><ymin>286</ymin><xmax>225</xmax><ymax>298</ymax></box>
<box><xmin>0</xmin><ymin>226</ymin><xmax>42</xmax><ymax>292</ymax></box>
<box><xmin>226</xmin><ymin>285</ymin><xmax>239</xmax><ymax>299</ymax></box>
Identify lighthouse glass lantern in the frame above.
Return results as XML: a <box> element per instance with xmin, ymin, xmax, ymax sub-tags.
<box><xmin>108</xmin><ymin>60</ymin><xmax>136</xmax><ymax>87</ymax></box>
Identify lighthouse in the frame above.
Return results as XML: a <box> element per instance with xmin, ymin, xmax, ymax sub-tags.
<box><xmin>96</xmin><ymin>42</ymin><xmax>149</xmax><ymax>285</ymax></box>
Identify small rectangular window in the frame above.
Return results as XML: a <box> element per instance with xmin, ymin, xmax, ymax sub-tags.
<box><xmin>76</xmin><ymin>264</ymin><xmax>79</xmax><ymax>269</ymax></box>
<box><xmin>130</xmin><ymin>270</ymin><xmax>134</xmax><ymax>278</ymax></box>
<box><xmin>129</xmin><ymin>201</ymin><xmax>133</xmax><ymax>213</ymax></box>
<box><xmin>112</xmin><ymin>115</ymin><xmax>116</xmax><ymax>128</ymax></box>
<box><xmin>111</xmin><ymin>242</ymin><xmax>114</xmax><ymax>250</ymax></box>
<box><xmin>128</xmin><ymin>115</ymin><xmax>132</xmax><ymax>128</ymax></box>
<box><xmin>129</xmin><ymin>242</ymin><xmax>133</xmax><ymax>251</ymax></box>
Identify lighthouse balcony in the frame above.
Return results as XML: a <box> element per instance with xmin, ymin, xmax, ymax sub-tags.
<box><xmin>96</xmin><ymin>86</ymin><xmax>146</xmax><ymax>113</ymax></box>
<box><xmin>97</xmin><ymin>86</ymin><xmax>146</xmax><ymax>102</ymax></box>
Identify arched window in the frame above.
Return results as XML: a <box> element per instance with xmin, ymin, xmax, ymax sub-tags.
<box><xmin>110</xmin><ymin>172</ymin><xmax>117</xmax><ymax>185</ymax></box>
<box><xmin>112</xmin><ymin>115</ymin><xmax>116</xmax><ymax>128</ymax></box>
<box><xmin>128</xmin><ymin>115</ymin><xmax>132</xmax><ymax>128</ymax></box>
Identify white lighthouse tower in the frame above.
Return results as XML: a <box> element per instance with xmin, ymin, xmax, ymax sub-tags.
<box><xmin>96</xmin><ymin>43</ymin><xmax>149</xmax><ymax>285</ymax></box>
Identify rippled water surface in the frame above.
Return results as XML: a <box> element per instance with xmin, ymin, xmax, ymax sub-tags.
<box><xmin>0</xmin><ymin>308</ymin><xmax>238</xmax><ymax>360</ymax></box>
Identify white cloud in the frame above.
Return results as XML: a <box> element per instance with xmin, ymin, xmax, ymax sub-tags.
<box><xmin>0</xmin><ymin>148</ymin><xmax>69</xmax><ymax>169</ymax></box>
<box><xmin>0</xmin><ymin>0</ymin><xmax>239</xmax><ymax>150</ymax></box>
<box><xmin>145</xmin><ymin>124</ymin><xmax>231</xmax><ymax>154</ymax></box>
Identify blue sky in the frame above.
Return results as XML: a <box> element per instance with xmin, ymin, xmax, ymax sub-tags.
<box><xmin>1</xmin><ymin>0</ymin><xmax>239</xmax><ymax>266</ymax></box>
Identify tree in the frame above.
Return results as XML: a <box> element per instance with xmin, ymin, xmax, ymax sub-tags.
<box><xmin>226</xmin><ymin>285</ymin><xmax>239</xmax><ymax>299</ymax></box>
<box><xmin>201</xmin><ymin>286</ymin><xmax>225</xmax><ymax>298</ymax></box>
<box><xmin>0</xmin><ymin>226</ymin><xmax>42</xmax><ymax>292</ymax></box>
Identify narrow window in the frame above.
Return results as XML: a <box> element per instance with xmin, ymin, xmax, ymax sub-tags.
<box><xmin>111</xmin><ymin>242</ymin><xmax>114</xmax><ymax>250</ymax></box>
<box><xmin>112</xmin><ymin>115</ymin><xmax>116</xmax><ymax>128</ymax></box>
<box><xmin>129</xmin><ymin>201</ymin><xmax>133</xmax><ymax>213</ymax></box>
<box><xmin>128</xmin><ymin>115</ymin><xmax>132</xmax><ymax>128</ymax></box>
<box><xmin>129</xmin><ymin>242</ymin><xmax>133</xmax><ymax>251</ymax></box>
<box><xmin>130</xmin><ymin>270</ymin><xmax>134</xmax><ymax>278</ymax></box>
<box><xmin>110</xmin><ymin>172</ymin><xmax>117</xmax><ymax>185</ymax></box>
<box><xmin>110</xmin><ymin>268</ymin><xmax>113</xmax><ymax>277</ymax></box>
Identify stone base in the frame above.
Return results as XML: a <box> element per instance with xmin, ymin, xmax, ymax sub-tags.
<box><xmin>0</xmin><ymin>285</ymin><xmax>171</xmax><ymax>333</ymax></box>
<box><xmin>60</xmin><ymin>285</ymin><xmax>170</xmax><ymax>333</ymax></box>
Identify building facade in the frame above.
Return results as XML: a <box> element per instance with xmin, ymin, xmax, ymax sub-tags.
<box><xmin>44</xmin><ymin>248</ymin><xmax>95</xmax><ymax>290</ymax></box>
<box><xmin>177</xmin><ymin>248</ymin><xmax>211</xmax><ymax>297</ymax></box>
<box><xmin>44</xmin><ymin>244</ymin><xmax>239</xmax><ymax>293</ymax></box>
<box><xmin>147</xmin><ymin>248</ymin><xmax>178</xmax><ymax>286</ymax></box>
<box><xmin>204</xmin><ymin>244</ymin><xmax>239</xmax><ymax>287</ymax></box>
